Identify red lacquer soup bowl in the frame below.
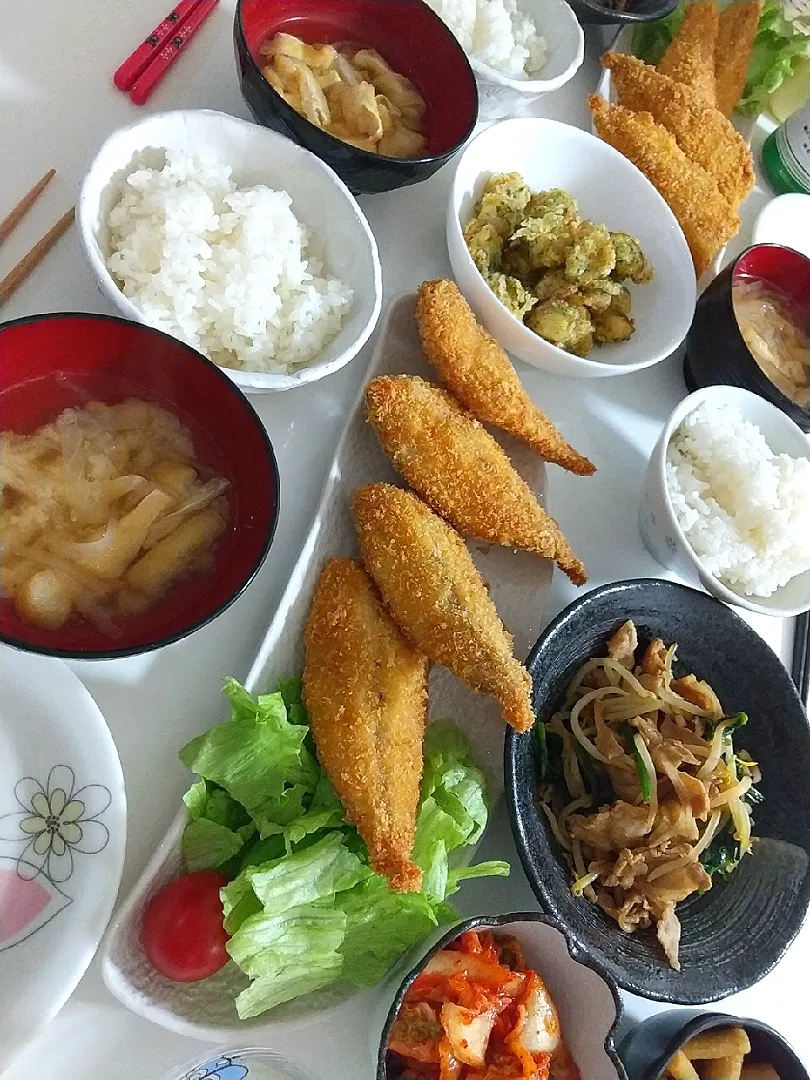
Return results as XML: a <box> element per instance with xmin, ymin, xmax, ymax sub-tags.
<box><xmin>0</xmin><ymin>313</ymin><xmax>279</xmax><ymax>660</ymax></box>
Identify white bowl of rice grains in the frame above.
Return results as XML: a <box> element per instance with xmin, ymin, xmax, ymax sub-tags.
<box><xmin>77</xmin><ymin>109</ymin><xmax>382</xmax><ymax>393</ymax></box>
<box><xmin>641</xmin><ymin>385</ymin><xmax>810</xmax><ymax>618</ymax></box>
<box><xmin>423</xmin><ymin>0</ymin><xmax>584</xmax><ymax>120</ymax></box>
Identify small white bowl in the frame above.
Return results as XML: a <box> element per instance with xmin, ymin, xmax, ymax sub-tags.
<box><xmin>640</xmin><ymin>386</ymin><xmax>810</xmax><ymax>618</ymax></box>
<box><xmin>77</xmin><ymin>109</ymin><xmax>382</xmax><ymax>394</ymax></box>
<box><xmin>468</xmin><ymin>0</ymin><xmax>584</xmax><ymax>120</ymax></box>
<box><xmin>374</xmin><ymin>913</ymin><xmax>625</xmax><ymax>1080</ymax></box>
<box><xmin>446</xmin><ymin>117</ymin><xmax>696</xmax><ymax>377</ymax></box>
<box><xmin>753</xmin><ymin>193</ymin><xmax>810</xmax><ymax>260</ymax></box>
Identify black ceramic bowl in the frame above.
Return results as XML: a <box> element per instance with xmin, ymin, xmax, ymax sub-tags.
<box><xmin>685</xmin><ymin>243</ymin><xmax>810</xmax><ymax>433</ymax></box>
<box><xmin>505</xmin><ymin>579</ymin><xmax>810</xmax><ymax>1003</ymax></box>
<box><xmin>620</xmin><ymin>1009</ymin><xmax>809</xmax><ymax>1080</ymax></box>
<box><xmin>566</xmin><ymin>0</ymin><xmax>678</xmax><ymax>26</ymax></box>
<box><xmin>234</xmin><ymin>0</ymin><xmax>478</xmax><ymax>195</ymax></box>
<box><xmin>377</xmin><ymin>912</ymin><xmax>627</xmax><ymax>1080</ymax></box>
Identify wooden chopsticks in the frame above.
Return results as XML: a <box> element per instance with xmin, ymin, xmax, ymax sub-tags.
<box><xmin>0</xmin><ymin>170</ymin><xmax>75</xmax><ymax>306</ymax></box>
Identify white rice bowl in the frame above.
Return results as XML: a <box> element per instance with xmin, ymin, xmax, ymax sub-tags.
<box><xmin>666</xmin><ymin>401</ymin><xmax>810</xmax><ymax>598</ymax></box>
<box><xmin>424</xmin><ymin>0</ymin><xmax>548</xmax><ymax>77</ymax></box>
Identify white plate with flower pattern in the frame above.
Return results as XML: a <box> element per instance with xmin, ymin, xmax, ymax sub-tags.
<box><xmin>0</xmin><ymin>645</ymin><xmax>126</xmax><ymax>1072</ymax></box>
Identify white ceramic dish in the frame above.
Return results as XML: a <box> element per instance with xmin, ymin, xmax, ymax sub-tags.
<box><xmin>594</xmin><ymin>26</ymin><xmax>758</xmax><ymax>289</ymax></box>
<box><xmin>0</xmin><ymin>646</ymin><xmax>126</xmax><ymax>1073</ymax></box>
<box><xmin>640</xmin><ymin>385</ymin><xmax>810</xmax><ymax>617</ymax></box>
<box><xmin>99</xmin><ymin>293</ymin><xmax>555</xmax><ymax>1039</ymax></box>
<box><xmin>447</xmin><ymin>117</ymin><xmax>696</xmax><ymax>377</ymax></box>
<box><xmin>374</xmin><ymin>913</ymin><xmax>625</xmax><ymax>1080</ymax></box>
<box><xmin>467</xmin><ymin>0</ymin><xmax>584</xmax><ymax>120</ymax></box>
<box><xmin>77</xmin><ymin>109</ymin><xmax>382</xmax><ymax>394</ymax></box>
<box><xmin>753</xmin><ymin>193</ymin><xmax>810</xmax><ymax>258</ymax></box>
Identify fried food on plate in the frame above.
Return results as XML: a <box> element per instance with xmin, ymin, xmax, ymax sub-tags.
<box><xmin>715</xmin><ymin>0</ymin><xmax>763</xmax><ymax>116</ymax></box>
<box><xmin>414</xmin><ymin>280</ymin><xmax>595</xmax><ymax>476</ymax></box>
<box><xmin>365</xmin><ymin>375</ymin><xmax>586</xmax><ymax>583</ymax></box>
<box><xmin>303</xmin><ymin>556</ymin><xmax>428</xmax><ymax>891</ymax></box>
<box><xmin>589</xmin><ymin>95</ymin><xmax>740</xmax><ymax>279</ymax></box>
<box><xmin>657</xmin><ymin>0</ymin><xmax>720</xmax><ymax>106</ymax></box>
<box><xmin>351</xmin><ymin>483</ymin><xmax>535</xmax><ymax>732</ymax></box>
<box><xmin>603</xmin><ymin>51</ymin><xmax>755</xmax><ymax>210</ymax></box>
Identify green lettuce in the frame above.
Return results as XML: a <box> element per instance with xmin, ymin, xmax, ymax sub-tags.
<box><xmin>178</xmin><ymin>680</ymin><xmax>509</xmax><ymax>1020</ymax></box>
<box><xmin>632</xmin><ymin>0</ymin><xmax>810</xmax><ymax>117</ymax></box>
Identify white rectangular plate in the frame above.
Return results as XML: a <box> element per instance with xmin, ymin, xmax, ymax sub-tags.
<box><xmin>99</xmin><ymin>293</ymin><xmax>554</xmax><ymax>1040</ymax></box>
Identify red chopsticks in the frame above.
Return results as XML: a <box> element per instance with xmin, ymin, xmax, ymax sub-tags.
<box><xmin>113</xmin><ymin>0</ymin><xmax>219</xmax><ymax>106</ymax></box>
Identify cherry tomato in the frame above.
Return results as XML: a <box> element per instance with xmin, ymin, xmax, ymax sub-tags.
<box><xmin>142</xmin><ymin>870</ymin><xmax>230</xmax><ymax>982</ymax></box>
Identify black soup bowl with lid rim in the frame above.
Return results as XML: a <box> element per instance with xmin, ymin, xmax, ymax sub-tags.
<box><xmin>234</xmin><ymin>0</ymin><xmax>478</xmax><ymax>195</ymax></box>
<box><xmin>504</xmin><ymin>578</ymin><xmax>810</xmax><ymax>1004</ymax></box>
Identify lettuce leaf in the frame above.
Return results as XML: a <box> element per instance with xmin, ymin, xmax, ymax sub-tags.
<box><xmin>738</xmin><ymin>0</ymin><xmax>810</xmax><ymax>115</ymax></box>
<box><xmin>178</xmin><ymin>679</ymin><xmax>509</xmax><ymax>1020</ymax></box>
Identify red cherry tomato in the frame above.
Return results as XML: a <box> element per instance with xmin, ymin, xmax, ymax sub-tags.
<box><xmin>142</xmin><ymin>870</ymin><xmax>230</xmax><ymax>982</ymax></box>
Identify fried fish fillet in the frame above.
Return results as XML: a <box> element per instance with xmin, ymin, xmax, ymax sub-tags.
<box><xmin>715</xmin><ymin>0</ymin><xmax>763</xmax><ymax>116</ymax></box>
<box><xmin>603</xmin><ymin>51</ymin><xmax>754</xmax><ymax>210</ymax></box>
<box><xmin>351</xmin><ymin>484</ymin><xmax>535</xmax><ymax>732</ymax></box>
<box><xmin>657</xmin><ymin>0</ymin><xmax>720</xmax><ymax>107</ymax></box>
<box><xmin>365</xmin><ymin>375</ymin><xmax>586</xmax><ymax>584</ymax></box>
<box><xmin>589</xmin><ymin>95</ymin><xmax>739</xmax><ymax>279</ymax></box>
<box><xmin>303</xmin><ymin>556</ymin><xmax>428</xmax><ymax>891</ymax></box>
<box><xmin>415</xmin><ymin>280</ymin><xmax>595</xmax><ymax>476</ymax></box>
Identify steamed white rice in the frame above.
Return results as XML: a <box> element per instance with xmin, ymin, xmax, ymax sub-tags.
<box><xmin>106</xmin><ymin>151</ymin><xmax>353</xmax><ymax>374</ymax></box>
<box><xmin>666</xmin><ymin>402</ymin><xmax>810</xmax><ymax>598</ymax></box>
<box><xmin>424</xmin><ymin>0</ymin><xmax>548</xmax><ymax>77</ymax></box>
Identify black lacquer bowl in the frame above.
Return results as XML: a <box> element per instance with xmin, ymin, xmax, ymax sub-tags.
<box><xmin>566</xmin><ymin>0</ymin><xmax>679</xmax><ymax>25</ymax></box>
<box><xmin>377</xmin><ymin>913</ymin><xmax>628</xmax><ymax>1080</ymax></box>
<box><xmin>234</xmin><ymin>0</ymin><xmax>478</xmax><ymax>195</ymax></box>
<box><xmin>505</xmin><ymin>579</ymin><xmax>810</xmax><ymax>1003</ymax></box>
<box><xmin>620</xmin><ymin>1009</ymin><xmax>809</xmax><ymax>1080</ymax></box>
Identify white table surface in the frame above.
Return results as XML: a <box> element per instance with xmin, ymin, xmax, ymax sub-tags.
<box><xmin>1</xmin><ymin>0</ymin><xmax>806</xmax><ymax>1074</ymax></box>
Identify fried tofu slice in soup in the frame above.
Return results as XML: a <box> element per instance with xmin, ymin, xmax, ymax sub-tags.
<box><xmin>303</xmin><ymin>556</ymin><xmax>428</xmax><ymax>891</ymax></box>
<box><xmin>414</xmin><ymin>280</ymin><xmax>595</xmax><ymax>475</ymax></box>
<box><xmin>364</xmin><ymin>375</ymin><xmax>586</xmax><ymax>583</ymax></box>
<box><xmin>351</xmin><ymin>483</ymin><xmax>535</xmax><ymax>732</ymax></box>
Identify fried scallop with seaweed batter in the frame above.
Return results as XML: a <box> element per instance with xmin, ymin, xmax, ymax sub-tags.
<box><xmin>351</xmin><ymin>483</ymin><xmax>536</xmax><ymax>732</ymax></box>
<box><xmin>485</xmin><ymin>272</ymin><xmax>538</xmax><ymax>319</ymax></box>
<box><xmin>471</xmin><ymin>171</ymin><xmax>532</xmax><ymax>236</ymax></box>
<box><xmin>364</xmin><ymin>375</ymin><xmax>586</xmax><ymax>581</ymax></box>
<box><xmin>526</xmin><ymin>299</ymin><xmax>594</xmax><ymax>356</ymax></box>
<box><xmin>415</xmin><ymin>280</ymin><xmax>596</xmax><ymax>476</ymax></box>
<box><xmin>564</xmin><ymin>222</ymin><xmax>616</xmax><ymax>284</ymax></box>
<box><xmin>611</xmin><ymin>232</ymin><xmax>654</xmax><ymax>283</ymax></box>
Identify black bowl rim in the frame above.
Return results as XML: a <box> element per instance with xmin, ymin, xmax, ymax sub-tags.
<box><xmin>567</xmin><ymin>0</ymin><xmax>680</xmax><ymax>24</ymax></box>
<box><xmin>234</xmin><ymin>0</ymin><xmax>479</xmax><ymax>169</ymax></box>
<box><xmin>375</xmin><ymin>910</ymin><xmax>628</xmax><ymax>1080</ymax></box>
<box><xmin>620</xmin><ymin>1008</ymin><xmax>810</xmax><ymax>1080</ymax></box>
<box><xmin>719</xmin><ymin>242</ymin><xmax>810</xmax><ymax>424</ymax></box>
<box><xmin>504</xmin><ymin>577</ymin><xmax>810</xmax><ymax>1004</ymax></box>
<box><xmin>0</xmin><ymin>310</ymin><xmax>280</xmax><ymax>661</ymax></box>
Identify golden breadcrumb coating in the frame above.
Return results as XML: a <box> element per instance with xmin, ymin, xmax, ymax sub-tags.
<box><xmin>365</xmin><ymin>375</ymin><xmax>585</xmax><ymax>584</ymax></box>
<box><xmin>715</xmin><ymin>0</ymin><xmax>763</xmax><ymax>117</ymax></box>
<box><xmin>303</xmin><ymin>556</ymin><xmax>428</xmax><ymax>891</ymax></box>
<box><xmin>588</xmin><ymin>95</ymin><xmax>739</xmax><ymax>279</ymax></box>
<box><xmin>414</xmin><ymin>280</ymin><xmax>595</xmax><ymax>476</ymax></box>
<box><xmin>657</xmin><ymin>0</ymin><xmax>720</xmax><ymax>106</ymax></box>
<box><xmin>603</xmin><ymin>51</ymin><xmax>754</xmax><ymax>211</ymax></box>
<box><xmin>351</xmin><ymin>484</ymin><xmax>535</xmax><ymax>733</ymax></box>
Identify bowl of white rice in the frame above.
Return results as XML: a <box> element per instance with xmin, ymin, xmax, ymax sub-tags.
<box><xmin>640</xmin><ymin>386</ymin><xmax>810</xmax><ymax>617</ymax></box>
<box><xmin>424</xmin><ymin>0</ymin><xmax>584</xmax><ymax>119</ymax></box>
<box><xmin>77</xmin><ymin>109</ymin><xmax>382</xmax><ymax>393</ymax></box>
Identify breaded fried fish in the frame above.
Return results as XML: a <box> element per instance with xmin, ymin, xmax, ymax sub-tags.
<box><xmin>715</xmin><ymin>0</ymin><xmax>763</xmax><ymax>117</ymax></box>
<box><xmin>352</xmin><ymin>484</ymin><xmax>535</xmax><ymax>733</ymax></box>
<box><xmin>589</xmin><ymin>95</ymin><xmax>739</xmax><ymax>279</ymax></box>
<box><xmin>303</xmin><ymin>556</ymin><xmax>428</xmax><ymax>891</ymax></box>
<box><xmin>657</xmin><ymin>0</ymin><xmax>720</xmax><ymax>106</ymax></box>
<box><xmin>414</xmin><ymin>280</ymin><xmax>595</xmax><ymax>476</ymax></box>
<box><xmin>365</xmin><ymin>375</ymin><xmax>586</xmax><ymax>584</ymax></box>
<box><xmin>603</xmin><ymin>51</ymin><xmax>754</xmax><ymax>210</ymax></box>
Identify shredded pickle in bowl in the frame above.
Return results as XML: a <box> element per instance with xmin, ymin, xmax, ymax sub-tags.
<box><xmin>732</xmin><ymin>277</ymin><xmax>810</xmax><ymax>408</ymax></box>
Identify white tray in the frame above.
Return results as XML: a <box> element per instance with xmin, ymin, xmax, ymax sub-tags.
<box><xmin>99</xmin><ymin>293</ymin><xmax>554</xmax><ymax>1041</ymax></box>
<box><xmin>594</xmin><ymin>26</ymin><xmax>757</xmax><ymax>289</ymax></box>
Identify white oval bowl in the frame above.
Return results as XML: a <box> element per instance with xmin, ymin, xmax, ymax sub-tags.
<box><xmin>77</xmin><ymin>109</ymin><xmax>382</xmax><ymax>394</ymax></box>
<box><xmin>467</xmin><ymin>0</ymin><xmax>584</xmax><ymax>120</ymax></box>
<box><xmin>447</xmin><ymin>117</ymin><xmax>696</xmax><ymax>377</ymax></box>
<box><xmin>640</xmin><ymin>385</ymin><xmax>810</xmax><ymax>617</ymax></box>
